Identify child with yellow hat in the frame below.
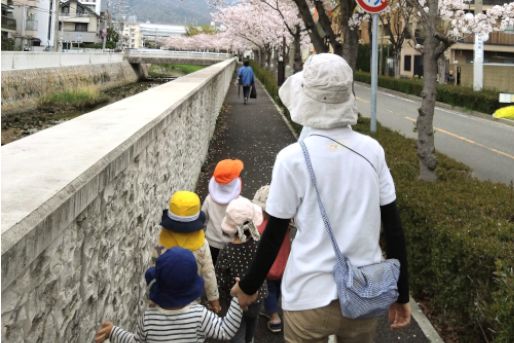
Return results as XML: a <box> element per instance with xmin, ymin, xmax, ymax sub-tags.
<box><xmin>153</xmin><ymin>190</ymin><xmax>221</xmax><ymax>313</ymax></box>
<box><xmin>202</xmin><ymin>159</ymin><xmax>244</xmax><ymax>265</ymax></box>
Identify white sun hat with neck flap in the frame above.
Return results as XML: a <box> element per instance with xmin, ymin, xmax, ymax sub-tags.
<box><xmin>278</xmin><ymin>53</ymin><xmax>357</xmax><ymax>129</ymax></box>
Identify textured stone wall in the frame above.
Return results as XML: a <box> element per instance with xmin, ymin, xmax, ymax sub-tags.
<box><xmin>1</xmin><ymin>59</ymin><xmax>236</xmax><ymax>342</ymax></box>
<box><xmin>1</xmin><ymin>61</ymin><xmax>139</xmax><ymax>114</ymax></box>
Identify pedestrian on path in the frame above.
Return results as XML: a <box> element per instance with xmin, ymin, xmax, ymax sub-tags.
<box><xmin>253</xmin><ymin>185</ymin><xmax>292</xmax><ymax>334</ymax></box>
<box><xmin>230</xmin><ymin>53</ymin><xmax>411</xmax><ymax>343</ymax></box>
<box><xmin>94</xmin><ymin>247</ymin><xmax>243</xmax><ymax>343</ymax></box>
<box><xmin>238</xmin><ymin>60</ymin><xmax>255</xmax><ymax>105</ymax></box>
<box><xmin>153</xmin><ymin>190</ymin><xmax>221</xmax><ymax>313</ymax></box>
<box><xmin>215</xmin><ymin>197</ymin><xmax>268</xmax><ymax>343</ymax></box>
<box><xmin>203</xmin><ymin>159</ymin><xmax>244</xmax><ymax>265</ymax></box>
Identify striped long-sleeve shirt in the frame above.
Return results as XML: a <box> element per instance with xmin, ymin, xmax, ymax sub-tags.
<box><xmin>109</xmin><ymin>298</ymin><xmax>242</xmax><ymax>343</ymax></box>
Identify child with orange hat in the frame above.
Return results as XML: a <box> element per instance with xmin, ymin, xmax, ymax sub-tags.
<box><xmin>153</xmin><ymin>190</ymin><xmax>221</xmax><ymax>313</ymax></box>
<box><xmin>202</xmin><ymin>159</ymin><xmax>244</xmax><ymax>265</ymax></box>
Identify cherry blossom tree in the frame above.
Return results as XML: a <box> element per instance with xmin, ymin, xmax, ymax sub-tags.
<box><xmin>406</xmin><ymin>0</ymin><xmax>514</xmax><ymax>180</ymax></box>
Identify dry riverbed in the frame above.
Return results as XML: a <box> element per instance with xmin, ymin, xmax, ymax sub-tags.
<box><xmin>1</xmin><ymin>81</ymin><xmax>163</xmax><ymax>145</ymax></box>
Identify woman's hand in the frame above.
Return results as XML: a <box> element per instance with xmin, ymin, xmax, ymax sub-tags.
<box><xmin>388</xmin><ymin>302</ymin><xmax>412</xmax><ymax>329</ymax></box>
<box><xmin>95</xmin><ymin>321</ymin><xmax>113</xmax><ymax>343</ymax></box>
<box><xmin>230</xmin><ymin>277</ymin><xmax>258</xmax><ymax>310</ymax></box>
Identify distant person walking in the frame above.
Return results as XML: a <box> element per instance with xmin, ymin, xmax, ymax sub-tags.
<box><xmin>238</xmin><ymin>60</ymin><xmax>255</xmax><ymax>105</ymax></box>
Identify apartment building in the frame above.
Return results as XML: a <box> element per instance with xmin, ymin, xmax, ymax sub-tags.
<box><xmin>5</xmin><ymin>0</ymin><xmax>58</xmax><ymax>50</ymax></box>
<box><xmin>399</xmin><ymin>0</ymin><xmax>514</xmax><ymax>92</ymax></box>
<box><xmin>59</xmin><ymin>0</ymin><xmax>101</xmax><ymax>47</ymax></box>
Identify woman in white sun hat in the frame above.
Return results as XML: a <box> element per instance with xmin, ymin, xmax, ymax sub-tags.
<box><xmin>231</xmin><ymin>53</ymin><xmax>411</xmax><ymax>343</ymax></box>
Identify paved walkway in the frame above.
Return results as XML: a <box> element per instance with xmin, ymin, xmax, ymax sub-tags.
<box><xmin>196</xmin><ymin>74</ymin><xmax>434</xmax><ymax>342</ymax></box>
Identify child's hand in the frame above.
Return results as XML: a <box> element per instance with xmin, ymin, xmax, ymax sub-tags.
<box><xmin>209</xmin><ymin>299</ymin><xmax>222</xmax><ymax>314</ymax></box>
<box><xmin>95</xmin><ymin>321</ymin><xmax>113</xmax><ymax>343</ymax></box>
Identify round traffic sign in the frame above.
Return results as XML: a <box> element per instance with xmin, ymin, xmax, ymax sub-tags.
<box><xmin>356</xmin><ymin>0</ymin><xmax>389</xmax><ymax>14</ymax></box>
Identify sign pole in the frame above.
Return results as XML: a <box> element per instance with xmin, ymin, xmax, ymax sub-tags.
<box><xmin>370</xmin><ymin>13</ymin><xmax>379</xmax><ymax>134</ymax></box>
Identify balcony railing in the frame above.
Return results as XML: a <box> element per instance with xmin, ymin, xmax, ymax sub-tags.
<box><xmin>25</xmin><ymin>19</ymin><xmax>38</xmax><ymax>31</ymax></box>
<box><xmin>1</xmin><ymin>15</ymin><xmax>16</xmax><ymax>30</ymax></box>
<box><xmin>461</xmin><ymin>31</ymin><xmax>514</xmax><ymax>46</ymax></box>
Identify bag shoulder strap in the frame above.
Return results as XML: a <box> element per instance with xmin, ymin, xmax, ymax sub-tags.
<box><xmin>308</xmin><ymin>133</ymin><xmax>377</xmax><ymax>174</ymax></box>
<box><xmin>299</xmin><ymin>140</ymin><xmax>346</xmax><ymax>264</ymax></box>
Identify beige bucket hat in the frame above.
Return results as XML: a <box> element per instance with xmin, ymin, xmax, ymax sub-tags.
<box><xmin>278</xmin><ymin>53</ymin><xmax>357</xmax><ymax>129</ymax></box>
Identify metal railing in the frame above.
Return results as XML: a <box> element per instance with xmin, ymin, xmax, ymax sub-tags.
<box><xmin>25</xmin><ymin>19</ymin><xmax>38</xmax><ymax>31</ymax></box>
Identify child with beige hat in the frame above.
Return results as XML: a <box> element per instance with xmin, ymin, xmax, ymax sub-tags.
<box><xmin>215</xmin><ymin>197</ymin><xmax>268</xmax><ymax>343</ymax></box>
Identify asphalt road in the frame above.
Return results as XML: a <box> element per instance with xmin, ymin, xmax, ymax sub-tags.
<box><xmin>354</xmin><ymin>82</ymin><xmax>514</xmax><ymax>185</ymax></box>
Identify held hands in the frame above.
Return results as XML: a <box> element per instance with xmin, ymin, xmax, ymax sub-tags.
<box><xmin>209</xmin><ymin>299</ymin><xmax>222</xmax><ymax>314</ymax></box>
<box><xmin>95</xmin><ymin>321</ymin><xmax>113</xmax><ymax>343</ymax></box>
<box><xmin>388</xmin><ymin>302</ymin><xmax>412</xmax><ymax>330</ymax></box>
<box><xmin>230</xmin><ymin>277</ymin><xmax>258</xmax><ymax>310</ymax></box>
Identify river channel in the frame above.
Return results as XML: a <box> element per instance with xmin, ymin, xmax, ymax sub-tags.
<box><xmin>1</xmin><ymin>78</ymin><xmax>173</xmax><ymax>146</ymax></box>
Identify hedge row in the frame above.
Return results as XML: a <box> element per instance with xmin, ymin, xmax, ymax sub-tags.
<box><xmin>354</xmin><ymin>71</ymin><xmax>501</xmax><ymax>115</ymax></box>
<box><xmin>255</xmin><ymin>64</ymin><xmax>514</xmax><ymax>342</ymax></box>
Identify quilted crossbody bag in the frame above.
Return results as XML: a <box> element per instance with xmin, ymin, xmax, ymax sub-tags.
<box><xmin>299</xmin><ymin>138</ymin><xmax>400</xmax><ymax>319</ymax></box>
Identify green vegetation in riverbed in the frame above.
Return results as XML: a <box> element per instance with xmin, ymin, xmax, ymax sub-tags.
<box><xmin>148</xmin><ymin>64</ymin><xmax>205</xmax><ymax>78</ymax></box>
<box><xmin>39</xmin><ymin>86</ymin><xmax>109</xmax><ymax>111</ymax></box>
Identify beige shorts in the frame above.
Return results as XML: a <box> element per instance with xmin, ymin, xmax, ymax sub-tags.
<box><xmin>283</xmin><ymin>300</ymin><xmax>378</xmax><ymax>343</ymax></box>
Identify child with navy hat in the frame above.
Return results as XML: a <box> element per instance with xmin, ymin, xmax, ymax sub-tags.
<box><xmin>154</xmin><ymin>190</ymin><xmax>220</xmax><ymax>313</ymax></box>
<box><xmin>94</xmin><ymin>247</ymin><xmax>243</xmax><ymax>343</ymax></box>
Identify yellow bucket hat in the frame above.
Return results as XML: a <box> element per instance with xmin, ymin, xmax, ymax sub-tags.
<box><xmin>160</xmin><ymin>191</ymin><xmax>206</xmax><ymax>233</ymax></box>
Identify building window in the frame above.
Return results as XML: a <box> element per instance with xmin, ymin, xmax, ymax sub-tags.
<box><xmin>404</xmin><ymin>55</ymin><xmax>412</xmax><ymax>71</ymax></box>
<box><xmin>75</xmin><ymin>23</ymin><xmax>88</xmax><ymax>32</ymax></box>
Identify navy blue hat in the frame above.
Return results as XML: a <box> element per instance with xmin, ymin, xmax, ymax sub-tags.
<box><xmin>145</xmin><ymin>247</ymin><xmax>204</xmax><ymax>308</ymax></box>
<box><xmin>160</xmin><ymin>191</ymin><xmax>206</xmax><ymax>233</ymax></box>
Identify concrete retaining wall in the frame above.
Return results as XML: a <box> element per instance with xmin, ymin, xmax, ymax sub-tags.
<box><xmin>1</xmin><ymin>61</ymin><xmax>139</xmax><ymax>114</ymax></box>
<box><xmin>1</xmin><ymin>58</ymin><xmax>236</xmax><ymax>342</ymax></box>
<box><xmin>1</xmin><ymin>51</ymin><xmax>124</xmax><ymax>71</ymax></box>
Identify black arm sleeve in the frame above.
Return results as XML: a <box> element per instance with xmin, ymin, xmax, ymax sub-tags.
<box><xmin>381</xmin><ymin>200</ymin><xmax>410</xmax><ymax>303</ymax></box>
<box><xmin>239</xmin><ymin>216</ymin><xmax>290</xmax><ymax>295</ymax></box>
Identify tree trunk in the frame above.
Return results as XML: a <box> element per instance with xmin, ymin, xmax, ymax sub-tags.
<box><xmin>293</xmin><ymin>26</ymin><xmax>303</xmax><ymax>72</ymax></box>
<box><xmin>393</xmin><ymin>50</ymin><xmax>400</xmax><ymax>78</ymax></box>
<box><xmin>339</xmin><ymin>0</ymin><xmax>359</xmax><ymax>70</ymax></box>
<box><xmin>417</xmin><ymin>36</ymin><xmax>438</xmax><ymax>181</ymax></box>
<box><xmin>292</xmin><ymin>0</ymin><xmax>327</xmax><ymax>53</ymax></box>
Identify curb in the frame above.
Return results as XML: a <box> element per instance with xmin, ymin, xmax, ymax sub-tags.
<box><xmin>410</xmin><ymin>298</ymin><xmax>445</xmax><ymax>343</ymax></box>
<box><xmin>259</xmin><ymin>76</ymin><xmax>445</xmax><ymax>343</ymax></box>
<box><xmin>355</xmin><ymin>81</ymin><xmax>514</xmax><ymax>128</ymax></box>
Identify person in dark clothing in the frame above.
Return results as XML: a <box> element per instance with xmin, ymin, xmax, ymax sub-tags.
<box><xmin>238</xmin><ymin>60</ymin><xmax>255</xmax><ymax>105</ymax></box>
<box><xmin>230</xmin><ymin>53</ymin><xmax>411</xmax><ymax>343</ymax></box>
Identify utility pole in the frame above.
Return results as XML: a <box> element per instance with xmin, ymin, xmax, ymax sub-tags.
<box><xmin>53</xmin><ymin>0</ymin><xmax>59</xmax><ymax>51</ymax></box>
<box><xmin>473</xmin><ymin>0</ymin><xmax>484</xmax><ymax>91</ymax></box>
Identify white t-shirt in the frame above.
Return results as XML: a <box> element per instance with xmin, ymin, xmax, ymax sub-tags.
<box><xmin>266</xmin><ymin>127</ymin><xmax>396</xmax><ymax>311</ymax></box>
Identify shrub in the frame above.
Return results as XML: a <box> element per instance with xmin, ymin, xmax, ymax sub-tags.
<box><xmin>355</xmin><ymin>118</ymin><xmax>514</xmax><ymax>343</ymax></box>
<box><xmin>258</xmin><ymin>70</ymin><xmax>514</xmax><ymax>342</ymax></box>
<box><xmin>355</xmin><ymin>71</ymin><xmax>501</xmax><ymax>114</ymax></box>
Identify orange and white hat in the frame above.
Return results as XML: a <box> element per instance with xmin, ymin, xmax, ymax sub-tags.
<box><xmin>208</xmin><ymin>159</ymin><xmax>244</xmax><ymax>204</ymax></box>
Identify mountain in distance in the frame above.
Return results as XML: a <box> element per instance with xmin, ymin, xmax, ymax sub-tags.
<box><xmin>126</xmin><ymin>0</ymin><xmax>213</xmax><ymax>25</ymax></box>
